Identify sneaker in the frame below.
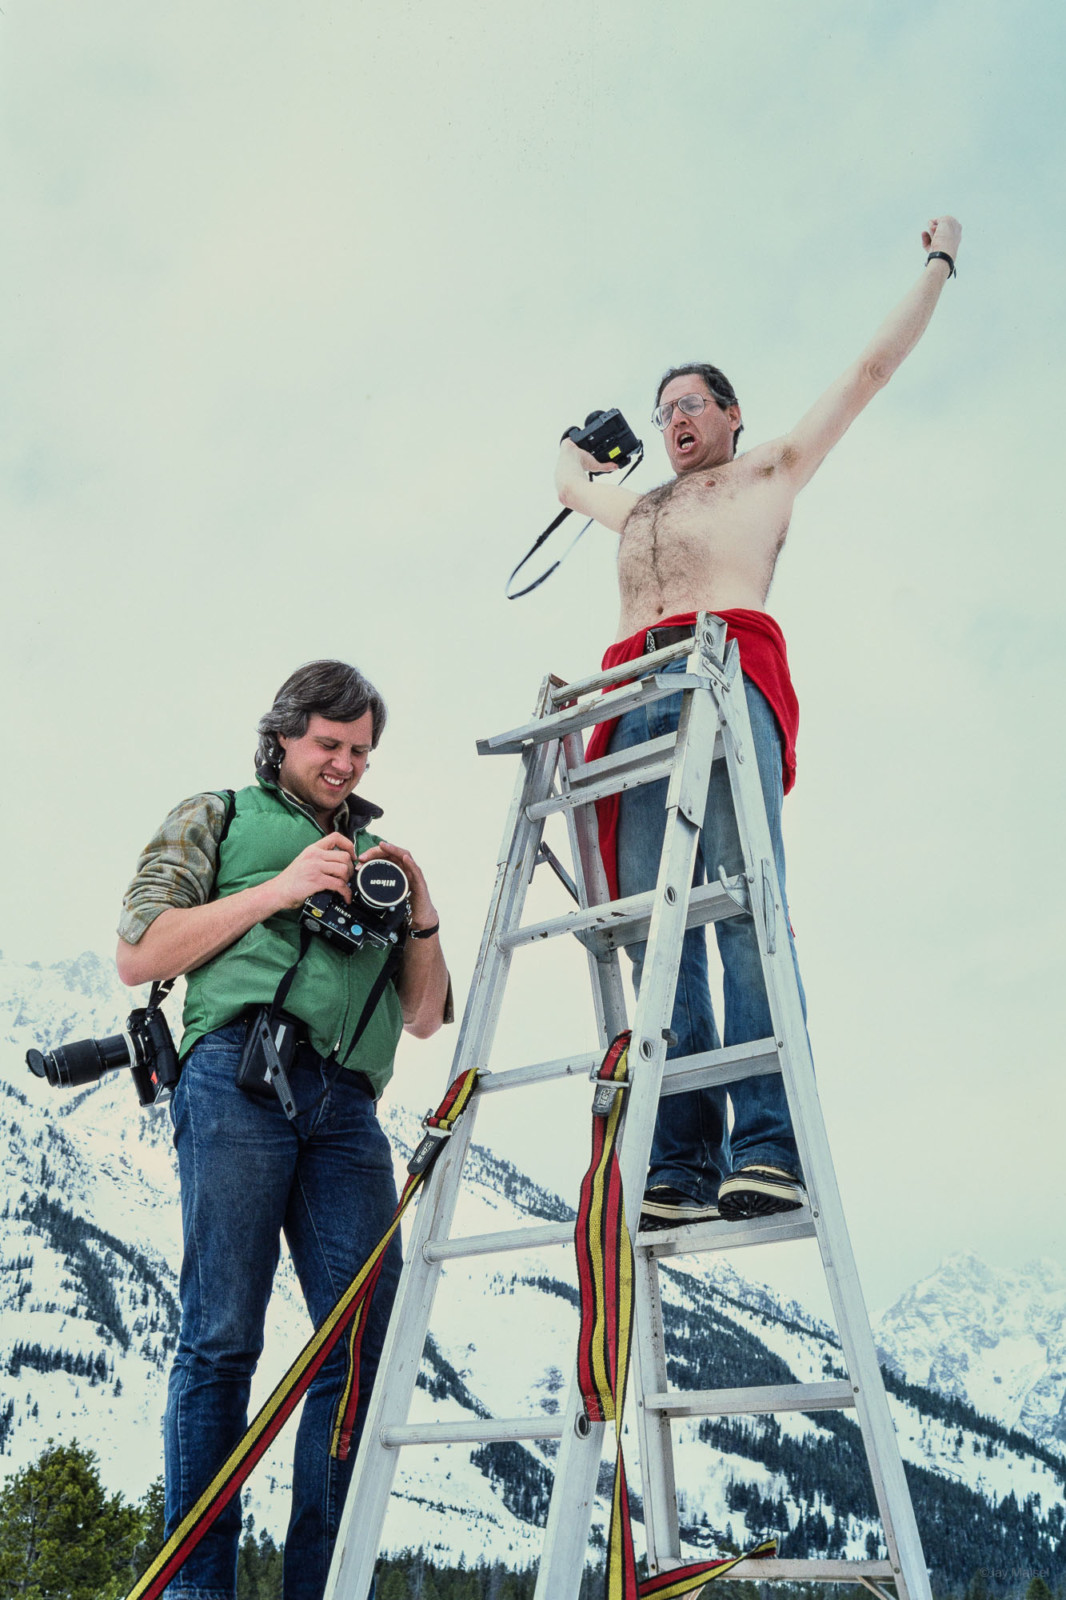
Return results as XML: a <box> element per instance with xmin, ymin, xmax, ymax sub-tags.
<box><xmin>717</xmin><ymin>1165</ymin><xmax>807</xmax><ymax>1221</ymax></box>
<box><xmin>639</xmin><ymin>1185</ymin><xmax>719</xmax><ymax>1229</ymax></box>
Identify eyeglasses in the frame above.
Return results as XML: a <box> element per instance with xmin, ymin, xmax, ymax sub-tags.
<box><xmin>651</xmin><ymin>391</ymin><xmax>736</xmax><ymax>431</ymax></box>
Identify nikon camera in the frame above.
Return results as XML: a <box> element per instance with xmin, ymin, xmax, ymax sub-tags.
<box><xmin>26</xmin><ymin>996</ymin><xmax>180</xmax><ymax>1107</ymax></box>
<box><xmin>565</xmin><ymin>408</ymin><xmax>642</xmax><ymax>469</ymax></box>
<box><xmin>301</xmin><ymin>858</ymin><xmax>410</xmax><ymax>955</ymax></box>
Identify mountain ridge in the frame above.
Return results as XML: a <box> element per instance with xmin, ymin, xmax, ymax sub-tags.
<box><xmin>1</xmin><ymin>949</ymin><xmax>1062</xmax><ymax>1590</ymax></box>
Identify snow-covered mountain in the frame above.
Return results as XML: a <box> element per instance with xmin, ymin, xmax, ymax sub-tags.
<box><xmin>1</xmin><ymin>951</ymin><xmax>1064</xmax><ymax>1591</ymax></box>
<box><xmin>876</xmin><ymin>1253</ymin><xmax>1066</xmax><ymax>1451</ymax></box>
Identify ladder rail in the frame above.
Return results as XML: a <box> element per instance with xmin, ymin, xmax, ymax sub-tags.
<box><xmin>326</xmin><ymin>677</ymin><xmax>562</xmax><ymax>1600</ymax></box>
<box><xmin>536</xmin><ymin>641</ymin><xmax>721</xmax><ymax>1600</ymax></box>
<box><xmin>712</xmin><ymin>629</ymin><xmax>930</xmax><ymax>1600</ymax></box>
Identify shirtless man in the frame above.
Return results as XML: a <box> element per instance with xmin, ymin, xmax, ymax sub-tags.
<box><xmin>554</xmin><ymin>217</ymin><xmax>962</xmax><ymax>1226</ymax></box>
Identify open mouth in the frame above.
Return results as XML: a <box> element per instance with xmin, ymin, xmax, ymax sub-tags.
<box><xmin>675</xmin><ymin>431</ymin><xmax>696</xmax><ymax>453</ymax></box>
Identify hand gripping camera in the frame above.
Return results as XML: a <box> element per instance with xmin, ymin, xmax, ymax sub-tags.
<box><xmin>26</xmin><ymin>987</ymin><xmax>181</xmax><ymax>1107</ymax></box>
<box><xmin>565</xmin><ymin>408</ymin><xmax>642</xmax><ymax>469</ymax></box>
<box><xmin>300</xmin><ymin>858</ymin><xmax>411</xmax><ymax>955</ymax></box>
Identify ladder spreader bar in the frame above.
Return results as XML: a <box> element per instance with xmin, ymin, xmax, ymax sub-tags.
<box><xmin>423</xmin><ymin>1222</ymin><xmax>573</xmax><ymax>1262</ymax></box>
<box><xmin>477</xmin><ymin>673</ymin><xmax>704</xmax><ymax>756</ymax></box>
<box><xmin>497</xmin><ymin>878</ymin><xmax>745</xmax><ymax>952</ymax></box>
<box><xmin>547</xmin><ymin>637</ymin><xmax>696</xmax><ymax>703</ymax></box>
<box><xmin>637</xmin><ymin>1210</ymin><xmax>816</xmax><ymax>1258</ymax></box>
<box><xmin>661</xmin><ymin>1038</ymin><xmax>780</xmax><ymax>1095</ymax></box>
<box><xmin>684</xmin><ymin>1559</ymin><xmax>896</xmax><ymax>1583</ymax></box>
<box><xmin>642</xmin><ymin>1379</ymin><xmax>855</xmax><ymax>1419</ymax></box>
<box><xmin>477</xmin><ymin>1052</ymin><xmax>600</xmax><ymax>1093</ymax></box>
<box><xmin>381</xmin><ymin>1416</ymin><xmax>565</xmax><ymax>1448</ymax></box>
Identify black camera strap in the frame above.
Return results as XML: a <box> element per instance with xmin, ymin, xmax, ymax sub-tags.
<box><xmin>256</xmin><ymin>929</ymin><xmax>405</xmax><ymax>1121</ymax></box>
<box><xmin>505</xmin><ymin>447</ymin><xmax>643</xmax><ymax>600</ymax></box>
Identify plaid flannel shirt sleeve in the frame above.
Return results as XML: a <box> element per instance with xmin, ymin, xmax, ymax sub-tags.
<box><xmin>117</xmin><ymin>792</ymin><xmax>228</xmax><ymax>945</ymax></box>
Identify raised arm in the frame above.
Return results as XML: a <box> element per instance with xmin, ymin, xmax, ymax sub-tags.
<box><xmin>779</xmin><ymin>217</ymin><xmax>962</xmax><ymax>489</ymax></box>
<box><xmin>555</xmin><ymin>438</ymin><xmax>642</xmax><ymax>534</ymax></box>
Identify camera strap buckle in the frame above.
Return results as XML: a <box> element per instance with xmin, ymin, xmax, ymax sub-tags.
<box><xmin>406</xmin><ymin>1070</ymin><xmax>480</xmax><ymax>1175</ymax></box>
<box><xmin>408</xmin><ymin>1113</ymin><xmax>454</xmax><ymax>1176</ymax></box>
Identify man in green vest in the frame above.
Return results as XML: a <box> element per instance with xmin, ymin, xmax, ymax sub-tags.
<box><xmin>116</xmin><ymin>658</ymin><xmax>450</xmax><ymax>1600</ymax></box>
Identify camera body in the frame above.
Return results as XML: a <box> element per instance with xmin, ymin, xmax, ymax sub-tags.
<box><xmin>301</xmin><ymin>858</ymin><xmax>411</xmax><ymax>955</ymax></box>
<box><xmin>566</xmin><ymin>409</ymin><xmax>642</xmax><ymax>469</ymax></box>
<box><xmin>26</xmin><ymin>1000</ymin><xmax>181</xmax><ymax>1107</ymax></box>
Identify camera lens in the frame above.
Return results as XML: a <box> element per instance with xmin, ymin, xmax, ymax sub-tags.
<box><xmin>28</xmin><ymin>1033</ymin><xmax>132</xmax><ymax>1089</ymax></box>
<box><xmin>355</xmin><ymin>860</ymin><xmax>409</xmax><ymax>911</ymax></box>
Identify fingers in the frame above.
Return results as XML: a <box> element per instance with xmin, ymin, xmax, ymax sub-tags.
<box><xmin>360</xmin><ymin>840</ymin><xmax>416</xmax><ymax>872</ymax></box>
<box><xmin>360</xmin><ymin>840</ymin><xmax>428</xmax><ymax>891</ymax></box>
<box><xmin>321</xmin><ymin>831</ymin><xmax>356</xmax><ymax>858</ymax></box>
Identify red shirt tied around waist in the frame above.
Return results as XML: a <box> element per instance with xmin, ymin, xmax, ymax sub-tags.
<box><xmin>583</xmin><ymin>609</ymin><xmax>799</xmax><ymax>901</ymax></box>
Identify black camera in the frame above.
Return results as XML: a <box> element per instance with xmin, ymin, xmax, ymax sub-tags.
<box><xmin>566</xmin><ymin>409</ymin><xmax>642</xmax><ymax>469</ymax></box>
<box><xmin>26</xmin><ymin>999</ymin><xmax>181</xmax><ymax>1107</ymax></box>
<box><xmin>301</xmin><ymin>858</ymin><xmax>411</xmax><ymax>955</ymax></box>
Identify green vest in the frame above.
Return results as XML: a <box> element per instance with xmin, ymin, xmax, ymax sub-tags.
<box><xmin>180</xmin><ymin>781</ymin><xmax>404</xmax><ymax>1097</ymax></box>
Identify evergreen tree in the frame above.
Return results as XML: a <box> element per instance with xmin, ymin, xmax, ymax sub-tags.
<box><xmin>0</xmin><ymin>1438</ymin><xmax>142</xmax><ymax>1600</ymax></box>
<box><xmin>1026</xmin><ymin>1579</ymin><xmax>1053</xmax><ymax>1600</ymax></box>
<box><xmin>131</xmin><ymin>1476</ymin><xmax>166</xmax><ymax>1581</ymax></box>
<box><xmin>236</xmin><ymin>1525</ymin><xmax>283</xmax><ymax>1600</ymax></box>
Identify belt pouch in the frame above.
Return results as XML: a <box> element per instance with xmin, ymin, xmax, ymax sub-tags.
<box><xmin>237</xmin><ymin>1006</ymin><xmax>299</xmax><ymax>1100</ymax></box>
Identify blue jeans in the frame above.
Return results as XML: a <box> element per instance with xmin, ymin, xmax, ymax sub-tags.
<box><xmin>164</xmin><ymin>1021</ymin><xmax>400</xmax><ymax>1600</ymax></box>
<box><xmin>611</xmin><ymin>666</ymin><xmax>806</xmax><ymax>1203</ymax></box>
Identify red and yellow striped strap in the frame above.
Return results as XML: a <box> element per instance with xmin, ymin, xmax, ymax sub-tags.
<box><xmin>331</xmin><ymin>1063</ymin><xmax>481</xmax><ymax>1458</ymax></box>
<box><xmin>575</xmin><ymin>1035</ymin><xmax>776</xmax><ymax>1598</ymax></box>
<box><xmin>126</xmin><ymin>1067</ymin><xmax>480</xmax><ymax>1600</ymax></box>
<box><xmin>638</xmin><ymin>1539</ymin><xmax>777</xmax><ymax>1597</ymax></box>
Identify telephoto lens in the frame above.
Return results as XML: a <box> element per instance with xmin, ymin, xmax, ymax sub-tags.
<box><xmin>27</xmin><ymin>1034</ymin><xmax>132</xmax><ymax>1090</ymax></box>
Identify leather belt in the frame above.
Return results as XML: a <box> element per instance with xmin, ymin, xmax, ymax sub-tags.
<box><xmin>644</xmin><ymin>623</ymin><xmax>696</xmax><ymax>654</ymax></box>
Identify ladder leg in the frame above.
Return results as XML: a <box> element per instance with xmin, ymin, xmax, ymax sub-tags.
<box><xmin>325</xmin><ymin>1113</ymin><xmax>483</xmax><ymax>1600</ymax></box>
<box><xmin>714</xmin><ymin>633</ymin><xmax>931</xmax><ymax>1600</ymax></box>
<box><xmin>536</xmin><ymin>660</ymin><xmax>721</xmax><ymax>1600</ymax></box>
<box><xmin>633</xmin><ymin>1248</ymin><xmax>681</xmax><ymax>1566</ymax></box>
<box><xmin>560</xmin><ymin>730</ymin><xmax>629</xmax><ymax>1045</ymax></box>
<box><xmin>326</xmin><ymin>680</ymin><xmax>563</xmax><ymax>1600</ymax></box>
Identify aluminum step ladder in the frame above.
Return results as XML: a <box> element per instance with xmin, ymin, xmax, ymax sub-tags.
<box><xmin>325</xmin><ymin>612</ymin><xmax>931</xmax><ymax>1600</ymax></box>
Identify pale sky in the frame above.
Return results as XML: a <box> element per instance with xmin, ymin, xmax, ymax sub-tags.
<box><xmin>2</xmin><ymin>0</ymin><xmax>1064</xmax><ymax>1312</ymax></box>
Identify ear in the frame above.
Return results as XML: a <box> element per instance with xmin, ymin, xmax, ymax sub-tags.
<box><xmin>725</xmin><ymin>403</ymin><xmax>742</xmax><ymax>429</ymax></box>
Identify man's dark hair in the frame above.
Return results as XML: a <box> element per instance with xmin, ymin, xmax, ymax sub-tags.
<box><xmin>255</xmin><ymin>659</ymin><xmax>388</xmax><ymax>779</ymax></box>
<box><xmin>655</xmin><ymin>363</ymin><xmax>744</xmax><ymax>457</ymax></box>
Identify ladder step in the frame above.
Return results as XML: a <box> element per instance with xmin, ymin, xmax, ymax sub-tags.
<box><xmin>477</xmin><ymin>1051</ymin><xmax>599</xmax><ymax>1093</ymax></box>
<box><xmin>526</xmin><ymin>754</ymin><xmax>676</xmax><ymax>819</ymax></box>
<box><xmin>572</xmin><ymin>730</ymin><xmax>677</xmax><ymax>785</ymax></box>
<box><xmin>423</xmin><ymin>1222</ymin><xmax>572</xmax><ymax>1262</ymax></box>
<box><xmin>498</xmin><ymin>877</ymin><xmax>746</xmax><ymax>953</ymax></box>
<box><xmin>382</xmin><ymin>1416</ymin><xmax>565</xmax><ymax>1448</ymax></box>
<box><xmin>643</xmin><ymin>1380</ymin><xmax>855</xmax><ymax>1419</ymax></box>
<box><xmin>526</xmin><ymin>732</ymin><xmax>704</xmax><ymax>820</ymax></box>
<box><xmin>478</xmin><ymin>672</ymin><xmax>703</xmax><ymax>756</ymax></box>
<box><xmin>637</xmin><ymin>1210</ymin><xmax>816</xmax><ymax>1258</ymax></box>
<box><xmin>547</xmin><ymin>636</ymin><xmax>697</xmax><ymax>704</ymax></box>
<box><xmin>676</xmin><ymin>1558</ymin><xmax>896</xmax><ymax>1583</ymax></box>
<box><xmin>662</xmin><ymin>1037</ymin><xmax>780</xmax><ymax>1095</ymax></box>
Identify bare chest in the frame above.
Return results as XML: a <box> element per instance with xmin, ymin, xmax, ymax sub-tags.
<box><xmin>615</xmin><ymin>468</ymin><xmax>792</xmax><ymax>619</ymax></box>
